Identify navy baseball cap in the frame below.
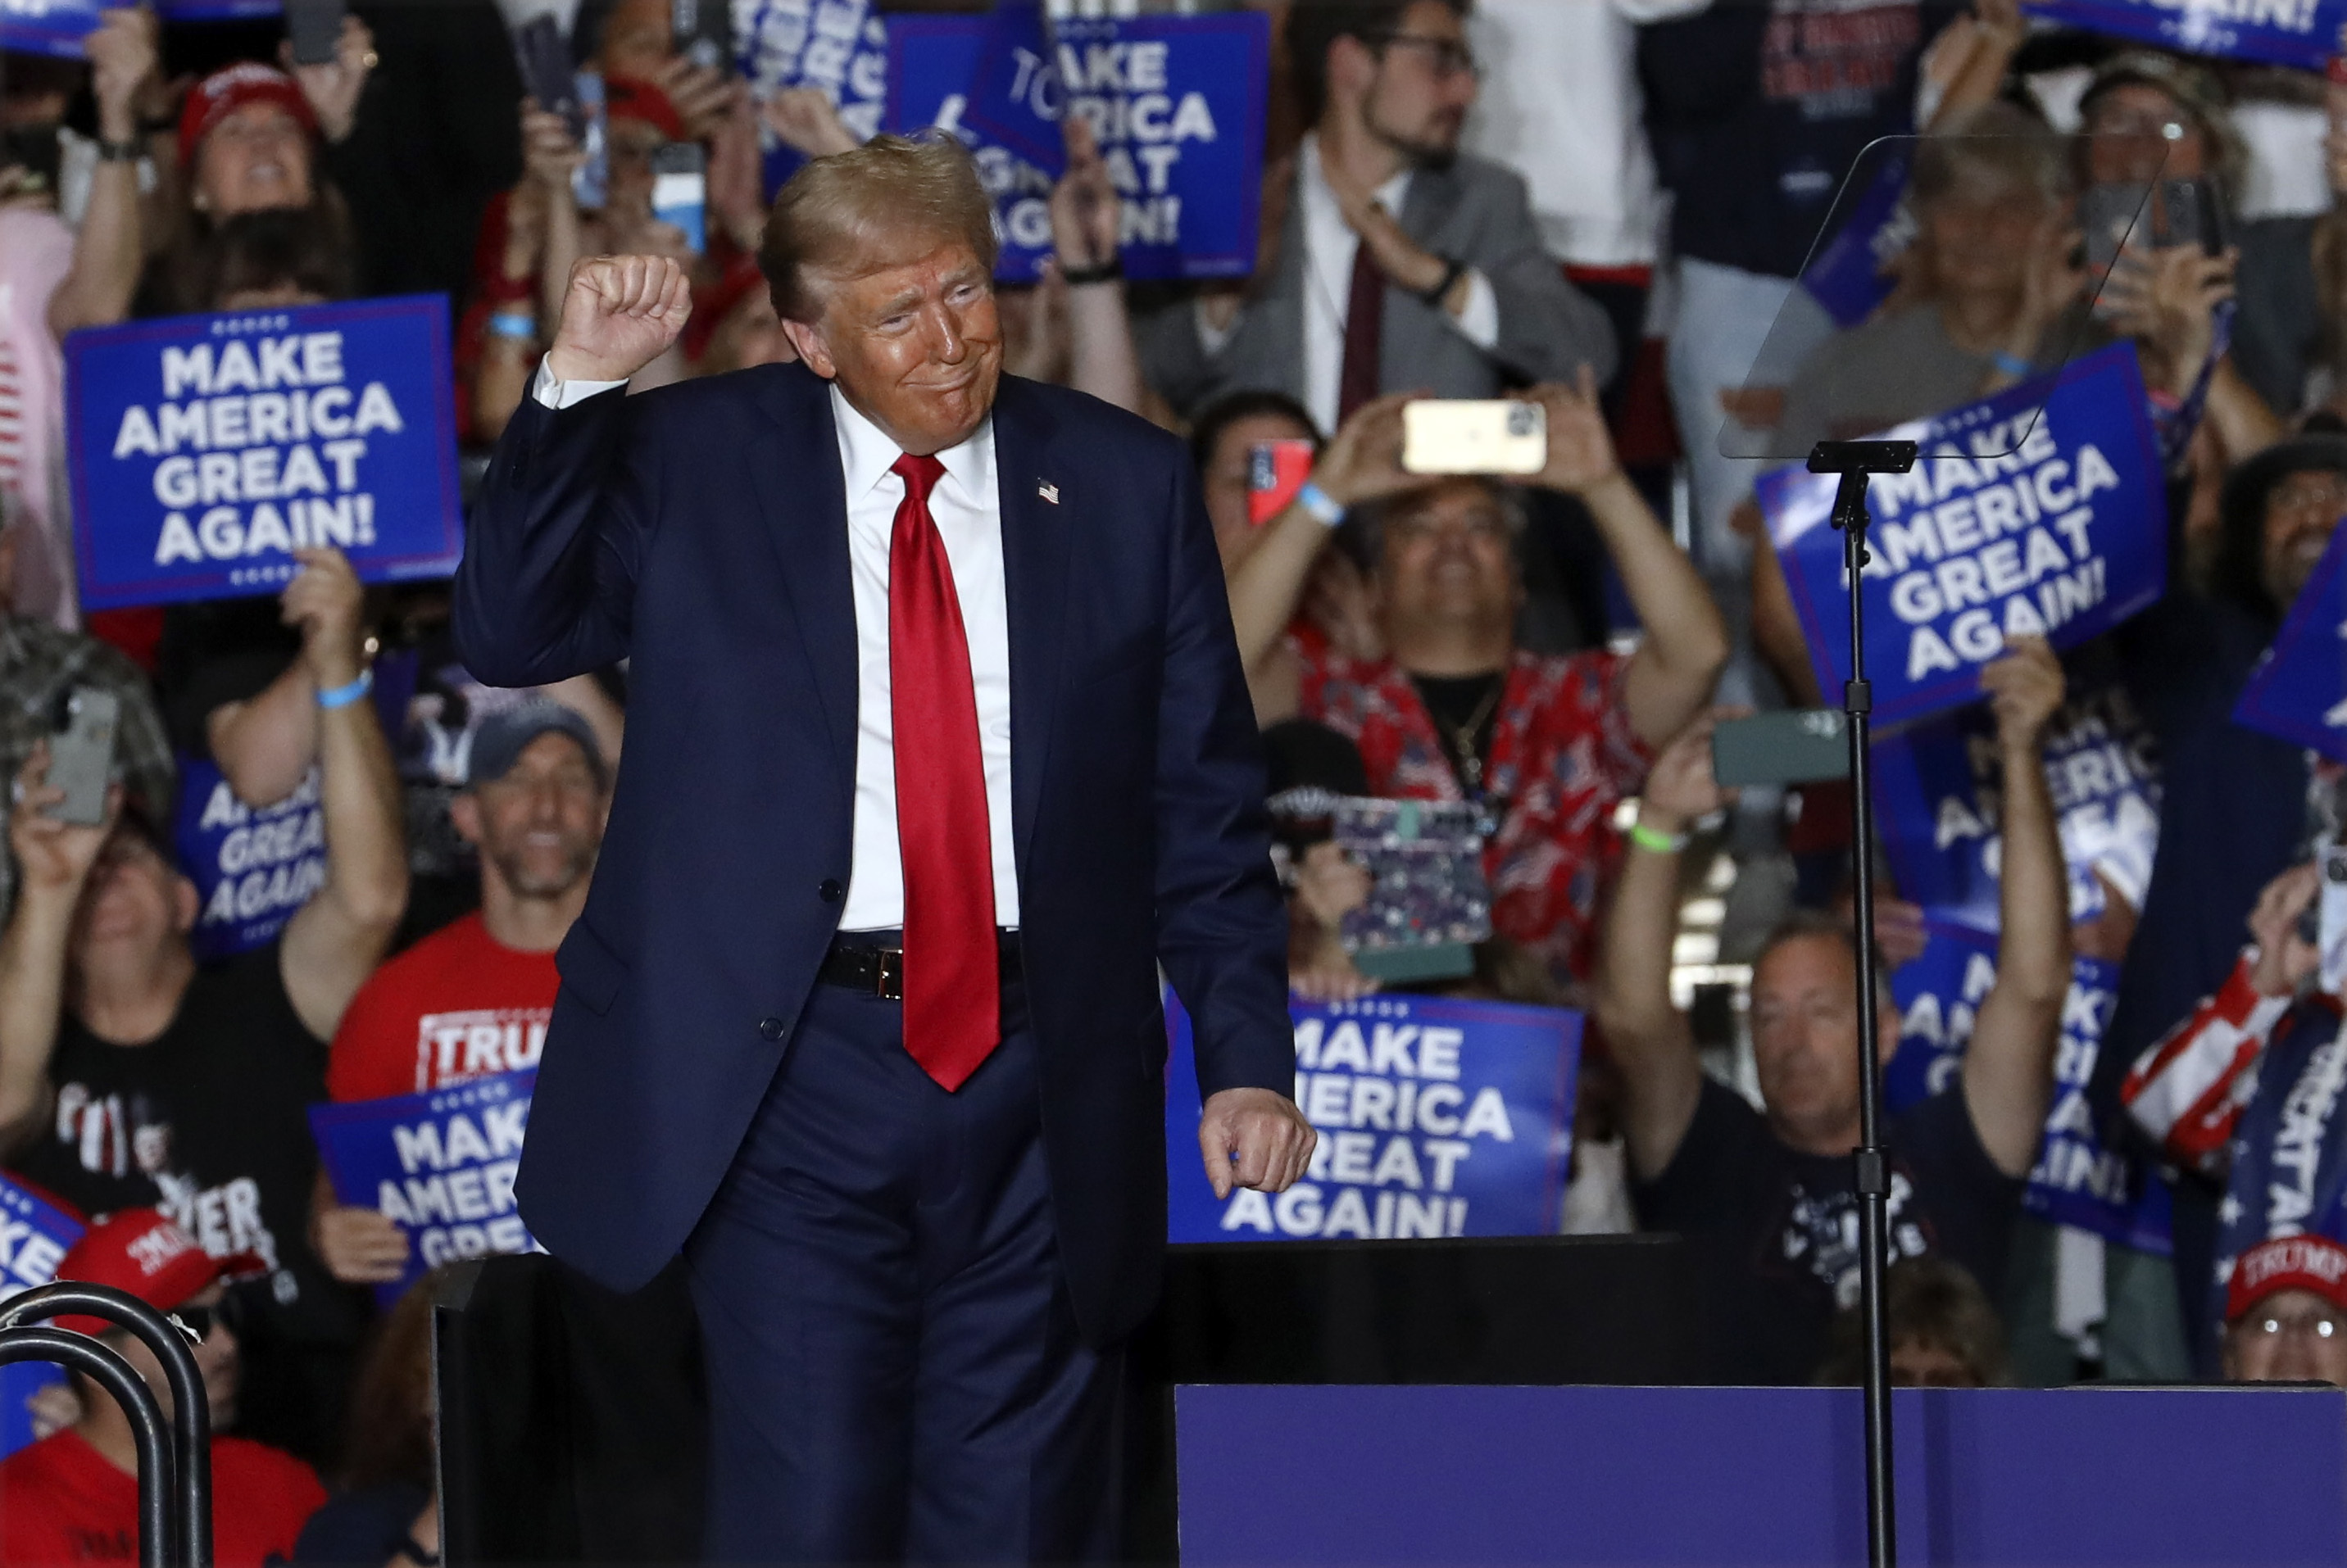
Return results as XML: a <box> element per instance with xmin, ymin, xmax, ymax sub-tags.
<box><xmin>465</xmin><ymin>700</ymin><xmax>607</xmax><ymax>791</ymax></box>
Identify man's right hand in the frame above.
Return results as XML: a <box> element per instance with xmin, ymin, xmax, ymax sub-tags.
<box><xmin>8</xmin><ymin>745</ymin><xmax>117</xmax><ymax>903</ymax></box>
<box><xmin>1310</xmin><ymin>392</ymin><xmax>1420</xmax><ymax>510</ymax></box>
<box><xmin>85</xmin><ymin>7</ymin><xmax>159</xmax><ymax>144</ymax></box>
<box><xmin>2249</xmin><ymin>861</ymin><xmax>2323</xmax><ymax>999</ymax></box>
<box><xmin>313</xmin><ymin>1203</ymin><xmax>411</xmax><ymax>1285</ymax></box>
<box><xmin>547</xmin><ymin>255</ymin><xmax>693</xmax><ymax>384</ymax></box>
<box><xmin>1637</xmin><ymin>708</ymin><xmax>1739</xmax><ymax>836</ymax></box>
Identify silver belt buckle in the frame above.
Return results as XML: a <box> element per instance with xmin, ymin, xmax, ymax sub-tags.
<box><xmin>875</xmin><ymin>949</ymin><xmax>904</xmax><ymax>1001</ymax></box>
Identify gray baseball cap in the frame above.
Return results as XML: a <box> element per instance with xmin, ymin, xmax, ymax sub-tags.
<box><xmin>465</xmin><ymin>700</ymin><xmax>608</xmax><ymax>791</ymax></box>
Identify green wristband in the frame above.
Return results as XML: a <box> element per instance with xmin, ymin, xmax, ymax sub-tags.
<box><xmin>1628</xmin><ymin>820</ymin><xmax>1689</xmax><ymax>854</ymax></box>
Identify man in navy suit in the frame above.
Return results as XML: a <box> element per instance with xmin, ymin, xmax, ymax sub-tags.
<box><xmin>455</xmin><ymin>135</ymin><xmax>1315</xmax><ymax>1563</ymax></box>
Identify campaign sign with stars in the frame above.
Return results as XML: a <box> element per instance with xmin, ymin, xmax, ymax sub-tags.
<box><xmin>2213</xmin><ymin>995</ymin><xmax>2347</xmax><ymax>1331</ymax></box>
<box><xmin>66</xmin><ymin>296</ymin><xmax>462</xmax><ymax>611</ymax></box>
<box><xmin>1759</xmin><ymin>343</ymin><xmax>2168</xmax><ymax>728</ymax></box>
<box><xmin>1164</xmin><ymin>994</ymin><xmax>1580</xmax><ymax>1243</ymax></box>
<box><xmin>2234</xmin><ymin>520</ymin><xmax>2347</xmax><ymax>764</ymax></box>
<box><xmin>2021</xmin><ymin>0</ymin><xmax>2347</xmax><ymax>70</ymax></box>
<box><xmin>1887</xmin><ymin>921</ymin><xmax>2169</xmax><ymax>1252</ymax></box>
<box><xmin>0</xmin><ymin>1175</ymin><xmax>84</xmax><ymax>1459</ymax></box>
<box><xmin>310</xmin><ymin>1071</ymin><xmax>539</xmax><ymax>1307</ymax></box>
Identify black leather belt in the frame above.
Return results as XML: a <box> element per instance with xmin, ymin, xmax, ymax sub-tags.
<box><xmin>819</xmin><ymin>930</ymin><xmax>1022</xmax><ymax>1000</ymax></box>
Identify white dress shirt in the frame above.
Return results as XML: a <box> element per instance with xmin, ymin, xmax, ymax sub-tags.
<box><xmin>1293</xmin><ymin>134</ymin><xmax>1499</xmax><ymax>436</ymax></box>
<box><xmin>529</xmin><ymin>363</ymin><xmax>1021</xmax><ymax>930</ymax></box>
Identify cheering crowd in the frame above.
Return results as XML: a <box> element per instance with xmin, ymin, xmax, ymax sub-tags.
<box><xmin>11</xmin><ymin>0</ymin><xmax>2347</xmax><ymax>1559</ymax></box>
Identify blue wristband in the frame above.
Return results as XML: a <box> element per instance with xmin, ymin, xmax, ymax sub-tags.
<box><xmin>1991</xmin><ymin>350</ymin><xmax>2032</xmax><ymax>379</ymax></box>
<box><xmin>316</xmin><ymin>668</ymin><xmax>374</xmax><ymax>710</ymax></box>
<box><xmin>1294</xmin><ymin>480</ymin><xmax>1346</xmax><ymax>528</ymax></box>
<box><xmin>488</xmin><ymin>311</ymin><xmax>538</xmax><ymax>342</ymax></box>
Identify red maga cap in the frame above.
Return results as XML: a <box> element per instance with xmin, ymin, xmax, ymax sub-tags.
<box><xmin>2226</xmin><ymin>1233</ymin><xmax>2347</xmax><ymax>1325</ymax></box>
<box><xmin>50</xmin><ymin>1208</ymin><xmax>264</xmax><ymax>1337</ymax></box>
<box><xmin>178</xmin><ymin>63</ymin><xmax>319</xmax><ymax>169</ymax></box>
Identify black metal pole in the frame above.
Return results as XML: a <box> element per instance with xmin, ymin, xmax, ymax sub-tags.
<box><xmin>2</xmin><ymin>1281</ymin><xmax>213</xmax><ymax>1568</ymax></box>
<box><xmin>0</xmin><ymin>1328</ymin><xmax>174</xmax><ymax>1568</ymax></box>
<box><xmin>1809</xmin><ymin>439</ymin><xmax>1914</xmax><ymax>1568</ymax></box>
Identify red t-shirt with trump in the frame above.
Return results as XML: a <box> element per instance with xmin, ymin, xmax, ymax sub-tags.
<box><xmin>327</xmin><ymin>912</ymin><xmax>558</xmax><ymax>1102</ymax></box>
<box><xmin>0</xmin><ymin>1430</ymin><xmax>323</xmax><ymax>1566</ymax></box>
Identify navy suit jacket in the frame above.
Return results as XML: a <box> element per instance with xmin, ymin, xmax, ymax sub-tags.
<box><xmin>455</xmin><ymin>363</ymin><xmax>1294</xmax><ymax>1344</ymax></box>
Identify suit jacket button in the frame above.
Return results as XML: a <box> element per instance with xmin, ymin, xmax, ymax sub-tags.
<box><xmin>819</xmin><ymin>879</ymin><xmax>843</xmax><ymax>903</ymax></box>
<box><xmin>759</xmin><ymin>1017</ymin><xmax>787</xmax><ymax>1041</ymax></box>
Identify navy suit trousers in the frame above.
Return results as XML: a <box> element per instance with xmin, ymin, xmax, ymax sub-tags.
<box><xmin>683</xmin><ymin>966</ymin><xmax>1122</xmax><ymax>1565</ymax></box>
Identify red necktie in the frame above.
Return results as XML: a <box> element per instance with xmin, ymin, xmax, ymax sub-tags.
<box><xmin>888</xmin><ymin>452</ymin><xmax>1000</xmax><ymax>1091</ymax></box>
<box><xmin>1337</xmin><ymin>239</ymin><xmax>1385</xmax><ymax>424</ymax></box>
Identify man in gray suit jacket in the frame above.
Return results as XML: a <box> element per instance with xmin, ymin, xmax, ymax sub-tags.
<box><xmin>1138</xmin><ymin>0</ymin><xmax>1615</xmax><ymax>429</ymax></box>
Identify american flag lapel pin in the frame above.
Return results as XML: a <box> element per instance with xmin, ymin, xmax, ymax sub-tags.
<box><xmin>1037</xmin><ymin>480</ymin><xmax>1060</xmax><ymax>505</ymax></box>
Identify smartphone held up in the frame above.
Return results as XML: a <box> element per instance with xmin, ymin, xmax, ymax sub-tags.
<box><xmin>43</xmin><ymin>688</ymin><xmax>120</xmax><ymax>829</ymax></box>
<box><xmin>1401</xmin><ymin>401</ymin><xmax>1546</xmax><ymax>477</ymax></box>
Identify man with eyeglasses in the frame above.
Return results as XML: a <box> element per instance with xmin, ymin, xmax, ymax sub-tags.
<box><xmin>2223</xmin><ymin>1234</ymin><xmax>2347</xmax><ymax>1387</ymax></box>
<box><xmin>1137</xmin><ymin>0</ymin><xmax>1615</xmax><ymax>430</ymax></box>
<box><xmin>0</xmin><ymin>1208</ymin><xmax>326</xmax><ymax>1566</ymax></box>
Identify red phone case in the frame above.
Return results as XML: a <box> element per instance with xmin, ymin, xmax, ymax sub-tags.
<box><xmin>1247</xmin><ymin>440</ymin><xmax>1315</xmax><ymax>526</ymax></box>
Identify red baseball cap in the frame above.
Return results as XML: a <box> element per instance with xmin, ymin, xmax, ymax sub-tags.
<box><xmin>177</xmin><ymin>63</ymin><xmax>319</xmax><ymax>168</ymax></box>
<box><xmin>2226</xmin><ymin>1234</ymin><xmax>2347</xmax><ymax>1325</ymax></box>
<box><xmin>51</xmin><ymin>1209</ymin><xmax>264</xmax><ymax>1337</ymax></box>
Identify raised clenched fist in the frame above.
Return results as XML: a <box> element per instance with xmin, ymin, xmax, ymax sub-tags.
<box><xmin>547</xmin><ymin>255</ymin><xmax>693</xmax><ymax>385</ymax></box>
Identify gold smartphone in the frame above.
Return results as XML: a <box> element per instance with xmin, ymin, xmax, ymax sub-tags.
<box><xmin>1400</xmin><ymin>401</ymin><xmax>1546</xmax><ymax>476</ymax></box>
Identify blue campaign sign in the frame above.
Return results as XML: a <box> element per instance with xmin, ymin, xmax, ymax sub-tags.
<box><xmin>962</xmin><ymin>1</ymin><xmax>1063</xmax><ymax>173</ymax></box>
<box><xmin>915</xmin><ymin>7</ymin><xmax>1269</xmax><ymax>283</ymax></box>
<box><xmin>175</xmin><ymin>755</ymin><xmax>324</xmax><ymax>963</ymax></box>
<box><xmin>0</xmin><ymin>0</ymin><xmax>101</xmax><ymax>58</ymax></box>
<box><xmin>1759</xmin><ymin>343</ymin><xmax>2168</xmax><ymax>728</ymax></box>
<box><xmin>2022</xmin><ymin>0</ymin><xmax>2347</xmax><ymax>69</ymax></box>
<box><xmin>1164</xmin><ymin>995</ymin><xmax>1580</xmax><ymax>1243</ymax></box>
<box><xmin>158</xmin><ymin>0</ymin><xmax>284</xmax><ymax>14</ymax></box>
<box><xmin>1873</xmin><ymin>666</ymin><xmax>2162</xmax><ymax>936</ymax></box>
<box><xmin>2</xmin><ymin>0</ymin><xmax>277</xmax><ymax>55</ymax></box>
<box><xmin>888</xmin><ymin>17</ymin><xmax>1058</xmax><ymax>283</ymax></box>
<box><xmin>65</xmin><ymin>295</ymin><xmax>462</xmax><ymax>611</ymax></box>
<box><xmin>1800</xmin><ymin>147</ymin><xmax>1915</xmax><ymax>330</ymax></box>
<box><xmin>0</xmin><ymin>1175</ymin><xmax>84</xmax><ymax>1460</ymax></box>
<box><xmin>1887</xmin><ymin>921</ymin><xmax>2169</xmax><ymax>1252</ymax></box>
<box><xmin>736</xmin><ymin>0</ymin><xmax>890</xmax><ymax>201</ymax></box>
<box><xmin>309</xmin><ymin>1071</ymin><xmax>539</xmax><ymax>1306</ymax></box>
<box><xmin>2234</xmin><ymin>520</ymin><xmax>2347</xmax><ymax>763</ymax></box>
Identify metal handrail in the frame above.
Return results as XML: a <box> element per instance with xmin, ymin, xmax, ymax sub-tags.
<box><xmin>2</xmin><ymin>1282</ymin><xmax>214</xmax><ymax>1568</ymax></box>
<box><xmin>0</xmin><ymin>1326</ymin><xmax>174</xmax><ymax>1568</ymax></box>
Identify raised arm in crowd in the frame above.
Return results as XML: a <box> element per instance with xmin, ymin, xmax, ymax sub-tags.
<box><xmin>1224</xmin><ymin>377</ymin><xmax>1727</xmax><ymax>748</ymax></box>
<box><xmin>0</xmin><ymin>546</ymin><xmax>405</xmax><ymax>1153</ymax></box>
<box><xmin>1595</xmin><ymin>638</ymin><xmax>2069</xmax><ymax>1189</ymax></box>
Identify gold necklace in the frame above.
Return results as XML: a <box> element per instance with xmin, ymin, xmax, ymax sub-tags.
<box><xmin>1444</xmin><ymin>678</ymin><xmax>1504</xmax><ymax>796</ymax></box>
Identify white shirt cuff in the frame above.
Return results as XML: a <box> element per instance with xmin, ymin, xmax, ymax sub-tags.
<box><xmin>531</xmin><ymin>356</ymin><xmax>631</xmax><ymax>410</ymax></box>
<box><xmin>1448</xmin><ymin>270</ymin><xmax>1500</xmax><ymax>351</ymax></box>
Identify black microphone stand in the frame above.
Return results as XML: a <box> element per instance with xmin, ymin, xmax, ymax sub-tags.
<box><xmin>1806</xmin><ymin>437</ymin><xmax>1917</xmax><ymax>1568</ymax></box>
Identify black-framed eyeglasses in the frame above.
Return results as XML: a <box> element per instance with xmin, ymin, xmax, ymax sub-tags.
<box><xmin>1373</xmin><ymin>31</ymin><xmax>1481</xmax><ymax>82</ymax></box>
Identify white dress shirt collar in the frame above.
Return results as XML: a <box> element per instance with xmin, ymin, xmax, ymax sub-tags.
<box><xmin>828</xmin><ymin>383</ymin><xmax>996</xmax><ymax>515</ymax></box>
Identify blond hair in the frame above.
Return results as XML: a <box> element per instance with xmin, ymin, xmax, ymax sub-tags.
<box><xmin>759</xmin><ymin>133</ymin><xmax>999</xmax><ymax>323</ymax></box>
